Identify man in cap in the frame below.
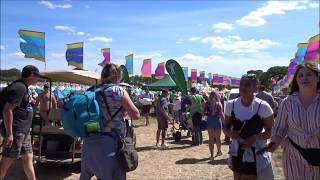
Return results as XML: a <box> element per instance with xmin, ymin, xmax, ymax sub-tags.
<box><xmin>0</xmin><ymin>65</ymin><xmax>42</xmax><ymax>180</ymax></box>
<box><xmin>35</xmin><ymin>83</ymin><xmax>57</xmax><ymax>126</ymax></box>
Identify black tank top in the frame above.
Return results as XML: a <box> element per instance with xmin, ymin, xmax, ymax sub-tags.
<box><xmin>231</xmin><ymin>101</ymin><xmax>263</xmax><ymax>139</ymax></box>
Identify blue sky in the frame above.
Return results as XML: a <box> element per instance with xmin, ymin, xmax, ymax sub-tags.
<box><xmin>1</xmin><ymin>0</ymin><xmax>319</xmax><ymax>77</ymax></box>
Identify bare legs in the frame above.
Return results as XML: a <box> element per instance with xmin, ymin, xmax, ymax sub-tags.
<box><xmin>207</xmin><ymin>128</ymin><xmax>222</xmax><ymax>159</ymax></box>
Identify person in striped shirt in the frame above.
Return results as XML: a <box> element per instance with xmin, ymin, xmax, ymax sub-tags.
<box><xmin>264</xmin><ymin>62</ymin><xmax>320</xmax><ymax>179</ymax></box>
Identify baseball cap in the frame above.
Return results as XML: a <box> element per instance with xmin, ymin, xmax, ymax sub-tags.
<box><xmin>21</xmin><ymin>65</ymin><xmax>41</xmax><ymax>78</ymax></box>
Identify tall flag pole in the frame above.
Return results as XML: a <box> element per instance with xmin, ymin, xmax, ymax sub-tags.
<box><xmin>65</xmin><ymin>42</ymin><xmax>84</xmax><ymax>70</ymax></box>
<box><xmin>125</xmin><ymin>54</ymin><xmax>134</xmax><ymax>76</ymax></box>
<box><xmin>99</xmin><ymin>48</ymin><xmax>110</xmax><ymax>67</ymax></box>
<box><xmin>18</xmin><ymin>29</ymin><xmax>45</xmax><ymax>68</ymax></box>
<box><xmin>182</xmin><ymin>67</ymin><xmax>188</xmax><ymax>81</ymax></box>
<box><xmin>141</xmin><ymin>59</ymin><xmax>152</xmax><ymax>77</ymax></box>
<box><xmin>155</xmin><ymin>62</ymin><xmax>165</xmax><ymax>79</ymax></box>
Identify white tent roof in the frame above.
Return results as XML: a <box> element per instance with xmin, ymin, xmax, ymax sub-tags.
<box><xmin>41</xmin><ymin>70</ymin><xmax>100</xmax><ymax>85</ymax></box>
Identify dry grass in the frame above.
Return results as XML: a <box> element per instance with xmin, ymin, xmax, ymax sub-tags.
<box><xmin>1</xmin><ymin>117</ymin><xmax>285</xmax><ymax>180</ymax></box>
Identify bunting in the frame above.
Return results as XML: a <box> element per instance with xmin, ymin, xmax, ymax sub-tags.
<box><xmin>18</xmin><ymin>29</ymin><xmax>45</xmax><ymax>62</ymax></box>
<box><xmin>99</xmin><ymin>48</ymin><xmax>110</xmax><ymax>66</ymax></box>
<box><xmin>125</xmin><ymin>54</ymin><xmax>134</xmax><ymax>76</ymax></box>
<box><xmin>141</xmin><ymin>59</ymin><xmax>152</xmax><ymax>77</ymax></box>
<box><xmin>155</xmin><ymin>62</ymin><xmax>165</xmax><ymax>79</ymax></box>
<box><xmin>66</xmin><ymin>42</ymin><xmax>83</xmax><ymax>69</ymax></box>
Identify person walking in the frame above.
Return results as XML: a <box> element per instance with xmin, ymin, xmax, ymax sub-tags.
<box><xmin>155</xmin><ymin>89</ymin><xmax>170</xmax><ymax>149</ymax></box>
<box><xmin>264</xmin><ymin>62</ymin><xmax>320</xmax><ymax>180</ymax></box>
<box><xmin>139</xmin><ymin>87</ymin><xmax>154</xmax><ymax>126</ymax></box>
<box><xmin>0</xmin><ymin>65</ymin><xmax>42</xmax><ymax>180</ymax></box>
<box><xmin>80</xmin><ymin>63</ymin><xmax>140</xmax><ymax>180</ymax></box>
<box><xmin>204</xmin><ymin>91</ymin><xmax>225</xmax><ymax>160</ymax></box>
<box><xmin>223</xmin><ymin>74</ymin><xmax>274</xmax><ymax>180</ymax></box>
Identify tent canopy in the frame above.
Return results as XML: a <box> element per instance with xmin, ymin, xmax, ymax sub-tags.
<box><xmin>41</xmin><ymin>70</ymin><xmax>100</xmax><ymax>85</ymax></box>
<box><xmin>144</xmin><ymin>75</ymin><xmax>176</xmax><ymax>90</ymax></box>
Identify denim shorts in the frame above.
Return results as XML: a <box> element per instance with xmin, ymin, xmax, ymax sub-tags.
<box><xmin>2</xmin><ymin>133</ymin><xmax>33</xmax><ymax>158</ymax></box>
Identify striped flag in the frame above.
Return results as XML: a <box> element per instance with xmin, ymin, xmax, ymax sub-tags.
<box><xmin>18</xmin><ymin>29</ymin><xmax>45</xmax><ymax>62</ymax></box>
<box><xmin>191</xmin><ymin>69</ymin><xmax>197</xmax><ymax>82</ymax></box>
<box><xmin>182</xmin><ymin>67</ymin><xmax>188</xmax><ymax>81</ymax></box>
<box><xmin>66</xmin><ymin>42</ymin><xmax>83</xmax><ymax>69</ymax></box>
<box><xmin>99</xmin><ymin>48</ymin><xmax>110</xmax><ymax>66</ymax></box>
<box><xmin>155</xmin><ymin>62</ymin><xmax>165</xmax><ymax>79</ymax></box>
<box><xmin>304</xmin><ymin>34</ymin><xmax>320</xmax><ymax>65</ymax></box>
<box><xmin>199</xmin><ymin>71</ymin><xmax>205</xmax><ymax>81</ymax></box>
<box><xmin>141</xmin><ymin>59</ymin><xmax>152</xmax><ymax>77</ymax></box>
<box><xmin>295</xmin><ymin>43</ymin><xmax>308</xmax><ymax>64</ymax></box>
<box><xmin>125</xmin><ymin>54</ymin><xmax>133</xmax><ymax>76</ymax></box>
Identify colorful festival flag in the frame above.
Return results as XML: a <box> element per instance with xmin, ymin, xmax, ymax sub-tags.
<box><xmin>99</xmin><ymin>48</ymin><xmax>110</xmax><ymax>66</ymax></box>
<box><xmin>125</xmin><ymin>54</ymin><xmax>134</xmax><ymax>76</ymax></box>
<box><xmin>304</xmin><ymin>34</ymin><xmax>320</xmax><ymax>65</ymax></box>
<box><xmin>191</xmin><ymin>69</ymin><xmax>197</xmax><ymax>82</ymax></box>
<box><xmin>295</xmin><ymin>43</ymin><xmax>308</xmax><ymax>64</ymax></box>
<box><xmin>207</xmin><ymin>73</ymin><xmax>212</xmax><ymax>82</ymax></box>
<box><xmin>199</xmin><ymin>71</ymin><xmax>205</xmax><ymax>81</ymax></box>
<box><xmin>182</xmin><ymin>67</ymin><xmax>188</xmax><ymax>81</ymax></box>
<box><xmin>287</xmin><ymin>59</ymin><xmax>297</xmax><ymax>81</ymax></box>
<box><xmin>65</xmin><ymin>42</ymin><xmax>83</xmax><ymax>69</ymax></box>
<box><xmin>141</xmin><ymin>59</ymin><xmax>152</xmax><ymax>77</ymax></box>
<box><xmin>212</xmin><ymin>74</ymin><xmax>219</xmax><ymax>85</ymax></box>
<box><xmin>18</xmin><ymin>29</ymin><xmax>45</xmax><ymax>62</ymax></box>
<box><xmin>155</xmin><ymin>62</ymin><xmax>165</xmax><ymax>79</ymax></box>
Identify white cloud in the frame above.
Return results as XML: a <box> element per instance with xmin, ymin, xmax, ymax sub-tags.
<box><xmin>212</xmin><ymin>22</ymin><xmax>233</xmax><ymax>33</ymax></box>
<box><xmin>176</xmin><ymin>38</ymin><xmax>184</xmax><ymax>44</ymax></box>
<box><xmin>236</xmin><ymin>1</ymin><xmax>311</xmax><ymax>27</ymax></box>
<box><xmin>198</xmin><ymin>24</ymin><xmax>203</xmax><ymax>27</ymax></box>
<box><xmin>189</xmin><ymin>37</ymin><xmax>201</xmax><ymax>41</ymax></box>
<box><xmin>135</xmin><ymin>52</ymin><xmax>163</xmax><ymax>59</ymax></box>
<box><xmin>176</xmin><ymin>53</ymin><xmax>223</xmax><ymax>62</ymax></box>
<box><xmin>54</xmin><ymin>25</ymin><xmax>88</xmax><ymax>36</ymax></box>
<box><xmin>88</xmin><ymin>36</ymin><xmax>113</xmax><ymax>43</ymax></box>
<box><xmin>202</xmin><ymin>35</ymin><xmax>279</xmax><ymax>53</ymax></box>
<box><xmin>309</xmin><ymin>2</ymin><xmax>319</xmax><ymax>8</ymax></box>
<box><xmin>10</xmin><ymin>52</ymin><xmax>24</xmax><ymax>58</ymax></box>
<box><xmin>0</xmin><ymin>45</ymin><xmax>4</xmax><ymax>50</ymax></box>
<box><xmin>38</xmin><ymin>1</ymin><xmax>72</xmax><ymax>9</ymax></box>
<box><xmin>51</xmin><ymin>53</ymin><xmax>64</xmax><ymax>58</ymax></box>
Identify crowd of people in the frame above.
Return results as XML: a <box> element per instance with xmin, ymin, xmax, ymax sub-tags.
<box><xmin>0</xmin><ymin>62</ymin><xmax>319</xmax><ymax>180</ymax></box>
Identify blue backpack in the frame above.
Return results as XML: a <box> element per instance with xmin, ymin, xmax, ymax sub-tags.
<box><xmin>62</xmin><ymin>84</ymin><xmax>113</xmax><ymax>138</ymax></box>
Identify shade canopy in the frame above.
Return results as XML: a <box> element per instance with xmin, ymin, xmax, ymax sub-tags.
<box><xmin>41</xmin><ymin>70</ymin><xmax>100</xmax><ymax>85</ymax></box>
<box><xmin>144</xmin><ymin>75</ymin><xmax>176</xmax><ymax>90</ymax></box>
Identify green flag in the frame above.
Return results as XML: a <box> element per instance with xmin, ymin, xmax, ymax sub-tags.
<box><xmin>120</xmin><ymin>65</ymin><xmax>130</xmax><ymax>83</ymax></box>
<box><xmin>165</xmin><ymin>59</ymin><xmax>187</xmax><ymax>95</ymax></box>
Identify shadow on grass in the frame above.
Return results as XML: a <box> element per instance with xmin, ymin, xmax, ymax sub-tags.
<box><xmin>176</xmin><ymin>157</ymin><xmax>228</xmax><ymax>165</ymax></box>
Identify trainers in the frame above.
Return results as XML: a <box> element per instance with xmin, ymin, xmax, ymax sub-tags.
<box><xmin>215</xmin><ymin>151</ymin><xmax>223</xmax><ymax>157</ymax></box>
<box><xmin>160</xmin><ymin>143</ymin><xmax>169</xmax><ymax>149</ymax></box>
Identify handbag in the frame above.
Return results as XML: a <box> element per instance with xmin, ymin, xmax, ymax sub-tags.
<box><xmin>100</xmin><ymin>91</ymin><xmax>139</xmax><ymax>172</ymax></box>
<box><xmin>288</xmin><ymin>137</ymin><xmax>320</xmax><ymax>166</ymax></box>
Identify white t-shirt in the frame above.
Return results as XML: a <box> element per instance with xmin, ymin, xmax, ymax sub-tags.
<box><xmin>225</xmin><ymin>97</ymin><xmax>273</xmax><ymax>121</ymax></box>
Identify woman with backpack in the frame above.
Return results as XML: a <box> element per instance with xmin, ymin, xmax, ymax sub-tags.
<box><xmin>80</xmin><ymin>63</ymin><xmax>140</xmax><ymax>180</ymax></box>
<box><xmin>204</xmin><ymin>91</ymin><xmax>225</xmax><ymax>160</ymax></box>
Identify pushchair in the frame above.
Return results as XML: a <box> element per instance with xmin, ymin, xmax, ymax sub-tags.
<box><xmin>170</xmin><ymin>111</ymin><xmax>193</xmax><ymax>143</ymax></box>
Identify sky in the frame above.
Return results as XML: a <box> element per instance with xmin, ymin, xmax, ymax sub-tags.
<box><xmin>0</xmin><ymin>0</ymin><xmax>319</xmax><ymax>78</ymax></box>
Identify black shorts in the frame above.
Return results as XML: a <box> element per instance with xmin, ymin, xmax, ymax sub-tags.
<box><xmin>157</xmin><ymin>118</ymin><xmax>168</xmax><ymax>130</ymax></box>
<box><xmin>231</xmin><ymin>147</ymin><xmax>257</xmax><ymax>175</ymax></box>
<box><xmin>142</xmin><ymin>105</ymin><xmax>151</xmax><ymax>114</ymax></box>
<box><xmin>2</xmin><ymin>133</ymin><xmax>33</xmax><ymax>158</ymax></box>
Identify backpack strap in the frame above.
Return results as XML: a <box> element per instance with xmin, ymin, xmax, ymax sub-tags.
<box><xmin>98</xmin><ymin>89</ymin><xmax>123</xmax><ymax>120</ymax></box>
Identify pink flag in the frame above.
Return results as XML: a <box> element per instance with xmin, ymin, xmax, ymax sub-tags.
<box><xmin>99</xmin><ymin>48</ymin><xmax>110</xmax><ymax>66</ymax></box>
<box><xmin>304</xmin><ymin>34</ymin><xmax>320</xmax><ymax>64</ymax></box>
<box><xmin>141</xmin><ymin>59</ymin><xmax>152</xmax><ymax>77</ymax></box>
<box><xmin>155</xmin><ymin>62</ymin><xmax>165</xmax><ymax>79</ymax></box>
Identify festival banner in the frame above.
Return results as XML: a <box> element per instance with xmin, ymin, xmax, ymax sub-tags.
<box><xmin>212</xmin><ymin>74</ymin><xmax>219</xmax><ymax>85</ymax></box>
<box><xmin>99</xmin><ymin>48</ymin><xmax>110</xmax><ymax>66</ymax></box>
<box><xmin>125</xmin><ymin>54</ymin><xmax>134</xmax><ymax>76</ymax></box>
<box><xmin>18</xmin><ymin>29</ymin><xmax>45</xmax><ymax>62</ymax></box>
<box><xmin>182</xmin><ymin>67</ymin><xmax>188</xmax><ymax>81</ymax></box>
<box><xmin>207</xmin><ymin>73</ymin><xmax>212</xmax><ymax>82</ymax></box>
<box><xmin>287</xmin><ymin>59</ymin><xmax>297</xmax><ymax>81</ymax></box>
<box><xmin>155</xmin><ymin>62</ymin><xmax>165</xmax><ymax>79</ymax></box>
<box><xmin>304</xmin><ymin>34</ymin><xmax>320</xmax><ymax>65</ymax></box>
<box><xmin>141</xmin><ymin>59</ymin><xmax>152</xmax><ymax>77</ymax></box>
<box><xmin>199</xmin><ymin>71</ymin><xmax>205</xmax><ymax>81</ymax></box>
<box><xmin>191</xmin><ymin>69</ymin><xmax>197</xmax><ymax>82</ymax></box>
<box><xmin>218</xmin><ymin>75</ymin><xmax>224</xmax><ymax>85</ymax></box>
<box><xmin>65</xmin><ymin>42</ymin><xmax>83</xmax><ymax>69</ymax></box>
<box><xmin>166</xmin><ymin>59</ymin><xmax>187</xmax><ymax>95</ymax></box>
<box><xmin>120</xmin><ymin>65</ymin><xmax>130</xmax><ymax>83</ymax></box>
<box><xmin>295</xmin><ymin>43</ymin><xmax>308</xmax><ymax>64</ymax></box>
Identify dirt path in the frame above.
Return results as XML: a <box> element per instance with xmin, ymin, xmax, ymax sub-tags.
<box><xmin>2</xmin><ymin>117</ymin><xmax>284</xmax><ymax>180</ymax></box>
